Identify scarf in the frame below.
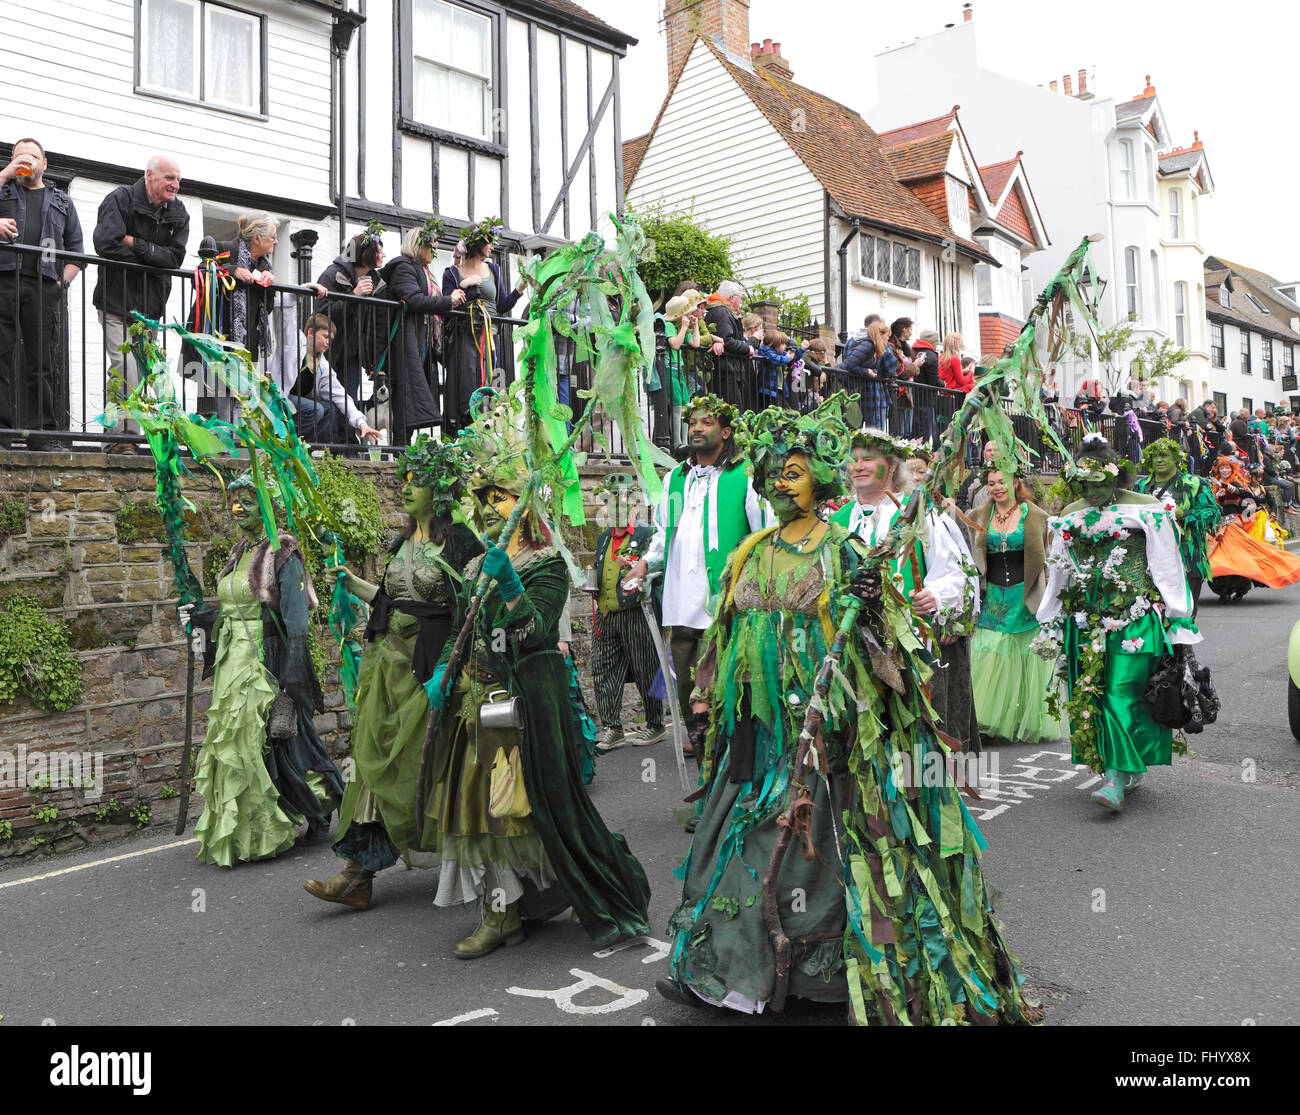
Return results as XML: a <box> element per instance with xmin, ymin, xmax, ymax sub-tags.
<box><xmin>233</xmin><ymin>237</ymin><xmax>251</xmax><ymax>347</ymax></box>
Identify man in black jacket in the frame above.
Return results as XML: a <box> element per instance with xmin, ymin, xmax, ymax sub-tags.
<box><xmin>0</xmin><ymin>138</ymin><xmax>84</xmax><ymax>448</ymax></box>
<box><xmin>911</xmin><ymin>328</ymin><xmax>942</xmax><ymax>448</ymax></box>
<box><xmin>703</xmin><ymin>281</ymin><xmax>754</xmax><ymax>411</ymax></box>
<box><xmin>92</xmin><ymin>155</ymin><xmax>189</xmax><ymax>449</ymax></box>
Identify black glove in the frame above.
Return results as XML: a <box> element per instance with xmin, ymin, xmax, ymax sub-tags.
<box><xmin>848</xmin><ymin>564</ymin><xmax>884</xmax><ymax>605</ymax></box>
<box><xmin>686</xmin><ymin>711</ymin><xmax>710</xmax><ymax>756</ymax></box>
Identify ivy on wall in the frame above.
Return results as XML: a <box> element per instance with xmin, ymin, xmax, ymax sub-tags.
<box><xmin>0</xmin><ymin>594</ymin><xmax>83</xmax><ymax>711</ymax></box>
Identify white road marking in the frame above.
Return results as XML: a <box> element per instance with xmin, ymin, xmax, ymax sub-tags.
<box><xmin>592</xmin><ymin>936</ymin><xmax>671</xmax><ymax>964</ymax></box>
<box><xmin>432</xmin><ymin>1008</ymin><xmax>499</xmax><ymax>1026</ymax></box>
<box><xmin>506</xmin><ymin>968</ymin><xmax>650</xmax><ymax>1014</ymax></box>
<box><xmin>0</xmin><ymin>839</ymin><xmax>198</xmax><ymax>890</ymax></box>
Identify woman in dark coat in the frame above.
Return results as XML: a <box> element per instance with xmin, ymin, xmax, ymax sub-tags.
<box><xmin>440</xmin><ymin>217</ymin><xmax>526</xmax><ymax>436</ymax></box>
<box><xmin>317</xmin><ymin>223</ymin><xmax>386</xmax><ymax>402</ymax></box>
<box><xmin>377</xmin><ymin>218</ymin><xmax>466</xmax><ymax>442</ymax></box>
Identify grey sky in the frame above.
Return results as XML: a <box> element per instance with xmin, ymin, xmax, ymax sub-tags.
<box><xmin>582</xmin><ymin>0</ymin><xmax>1295</xmax><ymax>283</ymax></box>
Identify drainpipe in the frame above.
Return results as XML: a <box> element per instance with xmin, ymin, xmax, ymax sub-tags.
<box><xmin>837</xmin><ymin>217</ymin><xmax>862</xmax><ymax>345</ymax></box>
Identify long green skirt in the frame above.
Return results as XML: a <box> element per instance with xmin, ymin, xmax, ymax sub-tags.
<box><xmin>336</xmin><ymin>616</ymin><xmax>442</xmax><ymax>859</ymax></box>
<box><xmin>194</xmin><ymin>614</ymin><xmax>299</xmax><ymax>866</ymax></box>
<box><xmin>971</xmin><ymin>627</ymin><xmax>1067</xmax><ymax>743</ymax></box>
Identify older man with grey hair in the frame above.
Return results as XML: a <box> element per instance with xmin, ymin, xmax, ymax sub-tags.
<box><xmin>93</xmin><ymin>154</ymin><xmax>190</xmax><ymax>450</ymax></box>
<box><xmin>702</xmin><ymin>279</ymin><xmax>754</xmax><ymax>408</ymax></box>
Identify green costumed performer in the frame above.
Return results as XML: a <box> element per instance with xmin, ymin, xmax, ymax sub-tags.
<box><xmin>420</xmin><ymin>393</ymin><xmax>652</xmax><ymax>957</ymax></box>
<box><xmin>1135</xmin><ymin>437</ymin><xmax>1219</xmax><ymax>615</ymax></box>
<box><xmin>190</xmin><ymin>472</ymin><xmax>346</xmax><ymax>866</ymax></box>
<box><xmin>1035</xmin><ymin>435</ymin><xmax>1200</xmax><ymax>812</ymax></box>
<box><xmin>304</xmin><ymin>435</ymin><xmax>484</xmax><ymax>908</ymax></box>
<box><xmin>968</xmin><ymin>464</ymin><xmax>1067</xmax><ymax>745</ymax></box>
<box><xmin>658</xmin><ymin>398</ymin><xmax>1040</xmax><ymax>1024</ymax></box>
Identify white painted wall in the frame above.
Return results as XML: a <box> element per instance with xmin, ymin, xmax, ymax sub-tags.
<box><xmin>626</xmin><ymin>40</ymin><xmax>826</xmax><ymax>316</ymax></box>
<box><xmin>1210</xmin><ymin>320</ymin><xmax>1289</xmax><ymax>412</ymax></box>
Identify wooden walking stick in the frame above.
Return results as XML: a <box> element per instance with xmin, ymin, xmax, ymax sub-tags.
<box><xmin>174</xmin><ymin>635</ymin><xmax>196</xmax><ymax>836</ymax></box>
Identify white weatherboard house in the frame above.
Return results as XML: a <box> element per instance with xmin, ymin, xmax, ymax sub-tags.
<box><xmin>871</xmin><ymin>16</ymin><xmax>1214</xmax><ymax>402</ymax></box>
<box><xmin>1203</xmin><ymin>258</ymin><xmax>1300</xmax><ymax>415</ymax></box>
<box><xmin>624</xmin><ymin>0</ymin><xmax>994</xmax><ymax>345</ymax></box>
<box><xmin>0</xmin><ymin>0</ymin><xmax>634</xmax><ymax>431</ymax></box>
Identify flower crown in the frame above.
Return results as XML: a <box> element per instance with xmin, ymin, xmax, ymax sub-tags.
<box><xmin>415</xmin><ymin>215</ymin><xmax>445</xmax><ymax>251</ymax></box>
<box><xmin>685</xmin><ymin>393</ymin><xmax>738</xmax><ymax>431</ymax></box>
<box><xmin>850</xmin><ymin>428</ymin><xmax>912</xmax><ymax>460</ymax></box>
<box><xmin>360</xmin><ymin>218</ymin><xmax>386</xmax><ymax>248</ymax></box>
<box><xmin>463</xmin><ymin>216</ymin><xmax>504</xmax><ymax>256</ymax></box>
<box><xmin>399</xmin><ymin>435</ymin><xmax>468</xmax><ymax>518</ymax></box>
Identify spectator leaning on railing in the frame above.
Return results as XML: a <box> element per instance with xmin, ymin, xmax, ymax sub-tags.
<box><xmin>92</xmin><ymin>154</ymin><xmax>189</xmax><ymax>452</ymax></box>
<box><xmin>289</xmin><ymin>312</ymin><xmax>382</xmax><ymax>451</ymax></box>
<box><xmin>0</xmin><ymin>138</ymin><xmax>83</xmax><ymax>450</ymax></box>
<box><xmin>911</xmin><ymin>327</ymin><xmax>941</xmax><ymax>448</ymax></box>
<box><xmin>703</xmin><ymin>280</ymin><xmax>753</xmax><ymax>406</ymax></box>
<box><xmin>318</xmin><ymin>228</ymin><xmax>385</xmax><ymax>404</ymax></box>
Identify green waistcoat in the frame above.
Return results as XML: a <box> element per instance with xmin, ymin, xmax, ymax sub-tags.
<box><xmin>664</xmin><ymin>462</ymin><xmax>753</xmax><ymax>603</ymax></box>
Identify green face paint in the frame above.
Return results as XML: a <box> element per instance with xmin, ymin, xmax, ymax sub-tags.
<box><xmin>1150</xmin><ymin>448</ymin><xmax>1177</xmax><ymax>481</ymax></box>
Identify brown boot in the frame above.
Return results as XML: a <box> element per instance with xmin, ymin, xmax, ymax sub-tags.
<box><xmin>453</xmin><ymin>899</ymin><xmax>525</xmax><ymax>959</ymax></box>
<box><xmin>303</xmin><ymin>860</ymin><xmax>373</xmax><ymax>910</ymax></box>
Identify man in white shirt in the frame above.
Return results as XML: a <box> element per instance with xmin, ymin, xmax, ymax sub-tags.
<box><xmin>624</xmin><ymin>397</ymin><xmax>769</xmax><ymax>772</ymax></box>
<box><xmin>292</xmin><ymin>313</ymin><xmax>381</xmax><ymax>449</ymax></box>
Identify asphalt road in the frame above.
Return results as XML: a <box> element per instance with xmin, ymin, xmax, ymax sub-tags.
<box><xmin>2</xmin><ymin>580</ymin><xmax>1297</xmax><ymax>1028</ymax></box>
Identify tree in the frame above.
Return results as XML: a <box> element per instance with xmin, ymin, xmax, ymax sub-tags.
<box><xmin>747</xmin><ymin>283</ymin><xmax>812</xmax><ymax>329</ymax></box>
<box><xmin>1129</xmin><ymin>336</ymin><xmax>1191</xmax><ymax>386</ymax></box>
<box><xmin>1068</xmin><ymin>317</ymin><xmax>1139</xmax><ymax>393</ymax></box>
<box><xmin>632</xmin><ymin>205</ymin><xmax>736</xmax><ymax>302</ymax></box>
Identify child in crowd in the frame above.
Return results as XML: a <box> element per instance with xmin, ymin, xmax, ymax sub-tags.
<box><xmin>291</xmin><ymin>313</ymin><xmax>382</xmax><ymax>451</ymax></box>
<box><xmin>742</xmin><ymin>313</ymin><xmax>764</xmax><ymax>352</ymax></box>
<box><xmin>757</xmin><ymin>328</ymin><xmax>793</xmax><ymax>404</ymax></box>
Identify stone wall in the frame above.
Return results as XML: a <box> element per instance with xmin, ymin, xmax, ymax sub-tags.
<box><xmin>0</xmin><ymin>448</ymin><xmax>627</xmax><ymax>861</ymax></box>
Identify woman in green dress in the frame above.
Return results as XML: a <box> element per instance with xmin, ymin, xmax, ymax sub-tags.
<box><xmin>304</xmin><ymin>436</ymin><xmax>483</xmax><ymax>909</ymax></box>
<box><xmin>659</xmin><ymin>402</ymin><xmax>1040</xmax><ymax>1024</ymax></box>
<box><xmin>421</xmin><ymin>409</ymin><xmax>651</xmax><ymax>958</ymax></box>
<box><xmin>969</xmin><ymin>467</ymin><xmax>1066</xmax><ymax>745</ymax></box>
<box><xmin>1036</xmin><ymin>436</ymin><xmax>1200</xmax><ymax>812</ymax></box>
<box><xmin>191</xmin><ymin>474</ymin><xmax>344</xmax><ymax>867</ymax></box>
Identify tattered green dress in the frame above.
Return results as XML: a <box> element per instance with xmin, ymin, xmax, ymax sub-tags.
<box><xmin>194</xmin><ymin>552</ymin><xmax>298</xmax><ymax>866</ymax></box>
<box><xmin>429</xmin><ymin>546</ymin><xmax>652</xmax><ymax>946</ymax></box>
<box><xmin>669</xmin><ymin>524</ymin><xmax>1038</xmax><ymax>1023</ymax></box>
<box><xmin>334</xmin><ymin>531</ymin><xmax>477</xmax><ymax>870</ymax></box>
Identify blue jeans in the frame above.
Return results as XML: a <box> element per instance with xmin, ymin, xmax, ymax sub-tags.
<box><xmin>292</xmin><ymin>396</ymin><xmax>352</xmax><ymax>445</ymax></box>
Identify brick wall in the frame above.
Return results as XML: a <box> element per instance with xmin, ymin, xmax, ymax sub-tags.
<box><xmin>664</xmin><ymin>0</ymin><xmax>751</xmax><ymax>80</ymax></box>
<box><xmin>0</xmin><ymin>447</ymin><xmax>629</xmax><ymax>861</ymax></box>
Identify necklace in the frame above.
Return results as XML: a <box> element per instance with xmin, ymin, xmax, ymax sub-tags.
<box><xmin>992</xmin><ymin>502</ymin><xmax>1020</xmax><ymax>528</ymax></box>
<box><xmin>773</xmin><ymin>519</ymin><xmax>820</xmax><ymax>554</ymax></box>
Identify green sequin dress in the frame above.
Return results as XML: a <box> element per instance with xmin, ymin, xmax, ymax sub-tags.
<box><xmin>970</xmin><ymin>517</ymin><xmax>1066</xmax><ymax>744</ymax></box>
<box><xmin>193</xmin><ymin>552</ymin><xmax>300</xmax><ymax>867</ymax></box>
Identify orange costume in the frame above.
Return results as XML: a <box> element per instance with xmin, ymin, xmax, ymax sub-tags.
<box><xmin>1208</xmin><ymin>458</ymin><xmax>1300</xmax><ymax>589</ymax></box>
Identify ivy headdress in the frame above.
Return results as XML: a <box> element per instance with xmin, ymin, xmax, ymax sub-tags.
<box><xmin>745</xmin><ymin>393</ymin><xmax>856</xmax><ymax>504</ymax></box>
<box><xmin>463</xmin><ymin>216</ymin><xmax>504</xmax><ymax>257</ymax></box>
<box><xmin>1140</xmin><ymin>437</ymin><xmax>1188</xmax><ymax>474</ymax></box>
<box><xmin>685</xmin><ymin>393</ymin><xmax>738</xmax><ymax>431</ymax></box>
<box><xmin>400</xmin><ymin>434</ymin><xmax>469</xmax><ymax>520</ymax></box>
<box><xmin>360</xmin><ymin>218</ymin><xmax>386</xmax><ymax>248</ymax></box>
<box><xmin>415</xmin><ymin>215</ymin><xmax>445</xmax><ymax>251</ymax></box>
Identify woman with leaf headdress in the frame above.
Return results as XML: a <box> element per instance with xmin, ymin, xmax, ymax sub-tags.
<box><xmin>304</xmin><ymin>435</ymin><xmax>483</xmax><ymax>910</ymax></box>
<box><xmin>377</xmin><ymin>217</ymin><xmax>467</xmax><ymax>440</ymax></box>
<box><xmin>420</xmin><ymin>394</ymin><xmax>651</xmax><ymax>958</ymax></box>
<box><xmin>189</xmin><ymin>472</ymin><xmax>345</xmax><ymax>867</ymax></box>
<box><xmin>440</xmin><ymin>216</ymin><xmax>527</xmax><ymax>436</ymax></box>
<box><xmin>659</xmin><ymin>397</ymin><xmax>1039</xmax><ymax>1025</ymax></box>
<box><xmin>316</xmin><ymin>218</ymin><xmax>388</xmax><ymax>402</ymax></box>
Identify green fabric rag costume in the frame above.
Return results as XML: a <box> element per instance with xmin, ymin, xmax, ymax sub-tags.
<box><xmin>1135</xmin><ymin>470</ymin><xmax>1218</xmax><ymax>580</ymax></box>
<box><xmin>193</xmin><ymin>552</ymin><xmax>300</xmax><ymax>866</ymax></box>
<box><xmin>429</xmin><ymin>546</ymin><xmax>652</xmax><ymax>947</ymax></box>
<box><xmin>334</xmin><ymin>524</ymin><xmax>483</xmax><ymax>869</ymax></box>
<box><xmin>668</xmin><ymin>523</ymin><xmax>1038</xmax><ymax>1024</ymax></box>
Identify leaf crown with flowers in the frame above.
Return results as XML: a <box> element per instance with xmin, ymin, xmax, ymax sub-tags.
<box><xmin>743</xmin><ymin>393</ymin><xmax>857</xmax><ymax>503</ymax></box>
<box><xmin>414</xmin><ymin>215</ymin><xmax>444</xmax><ymax>251</ymax></box>
<box><xmin>399</xmin><ymin>435</ymin><xmax>469</xmax><ymax>519</ymax></box>
<box><xmin>463</xmin><ymin>216</ymin><xmax>504</xmax><ymax>256</ymax></box>
<box><xmin>685</xmin><ymin>393</ymin><xmax>739</xmax><ymax>432</ymax></box>
<box><xmin>360</xmin><ymin>217</ymin><xmax>386</xmax><ymax>248</ymax></box>
<box><xmin>1140</xmin><ymin>437</ymin><xmax>1188</xmax><ymax>474</ymax></box>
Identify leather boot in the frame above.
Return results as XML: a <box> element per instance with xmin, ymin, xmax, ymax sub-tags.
<box><xmin>1090</xmin><ymin>770</ymin><xmax>1126</xmax><ymax>812</ymax></box>
<box><xmin>303</xmin><ymin>860</ymin><xmax>374</xmax><ymax>910</ymax></box>
<box><xmin>453</xmin><ymin>898</ymin><xmax>525</xmax><ymax>959</ymax></box>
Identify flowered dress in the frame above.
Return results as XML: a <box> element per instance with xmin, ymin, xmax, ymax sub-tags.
<box><xmin>1036</xmin><ymin>496</ymin><xmax>1199</xmax><ymax>775</ymax></box>
<box><xmin>668</xmin><ymin>524</ymin><xmax>1038</xmax><ymax>1024</ymax></box>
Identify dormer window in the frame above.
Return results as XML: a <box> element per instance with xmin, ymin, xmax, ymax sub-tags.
<box><xmin>1245</xmin><ymin>292</ymin><xmax>1269</xmax><ymax>315</ymax></box>
<box><xmin>1219</xmin><ymin>287</ymin><xmax>1230</xmax><ymax>308</ymax></box>
<box><xmin>946</xmin><ymin>176</ymin><xmax>971</xmax><ymax>237</ymax></box>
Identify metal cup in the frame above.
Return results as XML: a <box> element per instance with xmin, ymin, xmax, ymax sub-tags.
<box><xmin>478</xmin><ymin>689</ymin><xmax>524</xmax><ymax>731</ymax></box>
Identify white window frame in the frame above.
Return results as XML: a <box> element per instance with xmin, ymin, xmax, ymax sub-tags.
<box><xmin>1174</xmin><ymin>281</ymin><xmax>1187</xmax><ymax>346</ymax></box>
<box><xmin>1118</xmin><ymin>139</ymin><xmax>1135</xmax><ymax>199</ymax></box>
<box><xmin>1125</xmin><ymin>246</ymin><xmax>1140</xmax><ymax>318</ymax></box>
<box><xmin>1210</xmin><ymin>322</ymin><xmax>1224</xmax><ymax>367</ymax></box>
<box><xmin>1150</xmin><ymin>250</ymin><xmax>1162</xmax><ymax>325</ymax></box>
<box><xmin>946</xmin><ymin>176</ymin><xmax>971</xmax><ymax>237</ymax></box>
<box><xmin>1169</xmin><ymin>189</ymin><xmax>1182</xmax><ymax>240</ymax></box>
<box><xmin>136</xmin><ymin>0</ymin><xmax>266</xmax><ymax>116</ymax></box>
<box><xmin>1263</xmin><ymin>339</ymin><xmax>1275</xmax><ymax>380</ymax></box>
<box><xmin>411</xmin><ymin>0</ymin><xmax>494</xmax><ymax>141</ymax></box>
<box><xmin>1145</xmin><ymin>146</ymin><xmax>1156</xmax><ymax>201</ymax></box>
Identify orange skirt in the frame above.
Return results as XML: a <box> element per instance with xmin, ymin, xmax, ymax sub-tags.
<box><xmin>1209</xmin><ymin>521</ymin><xmax>1300</xmax><ymax>589</ymax></box>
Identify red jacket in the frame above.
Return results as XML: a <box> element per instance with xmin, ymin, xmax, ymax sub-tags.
<box><xmin>938</xmin><ymin>354</ymin><xmax>973</xmax><ymax>393</ymax></box>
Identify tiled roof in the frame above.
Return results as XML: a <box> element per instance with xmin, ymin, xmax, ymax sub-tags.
<box><xmin>882</xmin><ymin>133</ymin><xmax>954</xmax><ymax>181</ymax></box>
<box><xmin>1158</xmin><ymin>149</ymin><xmax>1201</xmax><ymax>175</ymax></box>
<box><xmin>1204</xmin><ymin>260</ymin><xmax>1300</xmax><ymax>342</ymax></box>
<box><xmin>1115</xmin><ymin>93</ymin><xmax>1154</xmax><ymax>121</ymax></box>
<box><xmin>702</xmin><ymin>42</ymin><xmax>993</xmax><ymax>262</ymax></box>
<box><xmin>875</xmin><ymin>109</ymin><xmax>958</xmax><ymax>147</ymax></box>
<box><xmin>622</xmin><ymin>134</ymin><xmax>649</xmax><ymax>194</ymax></box>
<box><xmin>979</xmin><ymin>156</ymin><xmax>1019</xmax><ymax>203</ymax></box>
<box><xmin>519</xmin><ymin>0</ymin><xmax>635</xmax><ymax>45</ymax></box>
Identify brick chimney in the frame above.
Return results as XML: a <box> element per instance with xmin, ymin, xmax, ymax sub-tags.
<box><xmin>962</xmin><ymin>3</ymin><xmax>973</xmax><ymax>21</ymax></box>
<box><xmin>751</xmin><ymin>37</ymin><xmax>792</xmax><ymax>81</ymax></box>
<box><xmin>1141</xmin><ymin>73</ymin><xmax>1156</xmax><ymax>97</ymax></box>
<box><xmin>1077</xmin><ymin>68</ymin><xmax>1087</xmax><ymax>94</ymax></box>
<box><xmin>1063</xmin><ymin>73</ymin><xmax>1072</xmax><ymax>95</ymax></box>
<box><xmin>664</xmin><ymin>0</ymin><xmax>751</xmax><ymax>81</ymax></box>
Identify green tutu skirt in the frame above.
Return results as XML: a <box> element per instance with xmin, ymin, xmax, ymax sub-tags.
<box><xmin>970</xmin><ymin>627</ymin><xmax>1067</xmax><ymax>744</ymax></box>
